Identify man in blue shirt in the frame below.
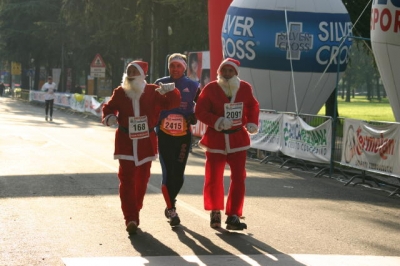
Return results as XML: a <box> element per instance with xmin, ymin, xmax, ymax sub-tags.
<box><xmin>154</xmin><ymin>53</ymin><xmax>200</xmax><ymax>227</ymax></box>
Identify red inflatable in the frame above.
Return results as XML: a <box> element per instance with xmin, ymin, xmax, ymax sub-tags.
<box><xmin>208</xmin><ymin>0</ymin><xmax>232</xmax><ymax>79</ymax></box>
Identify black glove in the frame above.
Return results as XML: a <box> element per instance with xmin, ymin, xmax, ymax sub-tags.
<box><xmin>187</xmin><ymin>113</ymin><xmax>197</xmax><ymax>125</ymax></box>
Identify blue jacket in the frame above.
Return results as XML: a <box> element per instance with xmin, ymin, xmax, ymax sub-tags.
<box><xmin>154</xmin><ymin>75</ymin><xmax>199</xmax><ymax>123</ymax></box>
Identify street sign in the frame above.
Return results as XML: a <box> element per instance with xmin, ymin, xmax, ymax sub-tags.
<box><xmin>90</xmin><ymin>54</ymin><xmax>106</xmax><ymax>78</ymax></box>
<box><xmin>91</xmin><ymin>72</ymin><xmax>105</xmax><ymax>78</ymax></box>
<box><xmin>11</xmin><ymin>62</ymin><xmax>21</xmax><ymax>75</ymax></box>
<box><xmin>90</xmin><ymin>54</ymin><xmax>106</xmax><ymax>68</ymax></box>
<box><xmin>90</xmin><ymin>67</ymin><xmax>106</xmax><ymax>73</ymax></box>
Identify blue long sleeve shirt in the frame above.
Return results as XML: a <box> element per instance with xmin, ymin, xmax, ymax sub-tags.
<box><xmin>155</xmin><ymin>75</ymin><xmax>199</xmax><ymax>122</ymax></box>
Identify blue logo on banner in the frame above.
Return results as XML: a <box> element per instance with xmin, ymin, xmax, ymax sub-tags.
<box><xmin>222</xmin><ymin>7</ymin><xmax>353</xmax><ymax>72</ymax></box>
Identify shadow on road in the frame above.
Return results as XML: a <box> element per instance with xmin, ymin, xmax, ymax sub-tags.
<box><xmin>129</xmin><ymin>230</ymin><xmax>198</xmax><ymax>265</ymax></box>
<box><xmin>129</xmin><ymin>225</ymin><xmax>306</xmax><ymax>266</ymax></box>
<box><xmin>1</xmin><ymin>171</ymin><xmax>400</xmax><ymax>210</ymax></box>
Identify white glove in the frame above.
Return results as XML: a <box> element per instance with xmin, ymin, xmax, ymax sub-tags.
<box><xmin>106</xmin><ymin>115</ymin><xmax>118</xmax><ymax>126</ymax></box>
<box><xmin>246</xmin><ymin>123</ymin><xmax>258</xmax><ymax>134</ymax></box>
<box><xmin>219</xmin><ymin>117</ymin><xmax>233</xmax><ymax>130</ymax></box>
<box><xmin>156</xmin><ymin>82</ymin><xmax>175</xmax><ymax>95</ymax></box>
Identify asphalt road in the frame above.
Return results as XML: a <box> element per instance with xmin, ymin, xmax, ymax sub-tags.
<box><xmin>1</xmin><ymin>96</ymin><xmax>400</xmax><ymax>266</ymax></box>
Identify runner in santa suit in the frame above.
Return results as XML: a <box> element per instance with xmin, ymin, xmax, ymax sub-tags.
<box><xmin>102</xmin><ymin>60</ymin><xmax>181</xmax><ymax>235</ymax></box>
<box><xmin>195</xmin><ymin>58</ymin><xmax>260</xmax><ymax>230</ymax></box>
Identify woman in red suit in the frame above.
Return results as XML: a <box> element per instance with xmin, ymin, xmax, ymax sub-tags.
<box><xmin>195</xmin><ymin>58</ymin><xmax>259</xmax><ymax>230</ymax></box>
<box><xmin>102</xmin><ymin>60</ymin><xmax>180</xmax><ymax>235</ymax></box>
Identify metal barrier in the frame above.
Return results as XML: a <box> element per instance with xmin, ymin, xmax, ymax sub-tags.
<box><xmin>9</xmin><ymin>89</ymin><xmax>30</xmax><ymax>101</ymax></box>
<box><xmin>251</xmin><ymin>110</ymin><xmax>400</xmax><ymax>197</ymax></box>
<box><xmin>19</xmin><ymin>89</ymin><xmax>30</xmax><ymax>101</ymax></box>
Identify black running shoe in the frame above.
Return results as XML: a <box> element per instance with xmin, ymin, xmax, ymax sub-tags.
<box><xmin>126</xmin><ymin>221</ymin><xmax>138</xmax><ymax>235</ymax></box>
<box><xmin>210</xmin><ymin>211</ymin><xmax>221</xmax><ymax>228</ymax></box>
<box><xmin>225</xmin><ymin>215</ymin><xmax>247</xmax><ymax>230</ymax></box>
<box><xmin>168</xmin><ymin>208</ymin><xmax>180</xmax><ymax>226</ymax></box>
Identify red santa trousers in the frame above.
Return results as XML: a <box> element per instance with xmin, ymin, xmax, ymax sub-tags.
<box><xmin>203</xmin><ymin>150</ymin><xmax>247</xmax><ymax>216</ymax></box>
<box><xmin>118</xmin><ymin>159</ymin><xmax>151</xmax><ymax>226</ymax></box>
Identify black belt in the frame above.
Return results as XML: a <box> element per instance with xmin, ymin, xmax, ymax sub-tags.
<box><xmin>221</xmin><ymin>127</ymin><xmax>242</xmax><ymax>134</ymax></box>
<box><xmin>118</xmin><ymin>125</ymin><xmax>154</xmax><ymax>134</ymax></box>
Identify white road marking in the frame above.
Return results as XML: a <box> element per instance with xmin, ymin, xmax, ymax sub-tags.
<box><xmin>62</xmin><ymin>254</ymin><xmax>400</xmax><ymax>266</ymax></box>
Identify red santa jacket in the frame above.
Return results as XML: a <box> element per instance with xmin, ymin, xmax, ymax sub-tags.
<box><xmin>195</xmin><ymin>80</ymin><xmax>259</xmax><ymax>154</ymax></box>
<box><xmin>102</xmin><ymin>85</ymin><xmax>181</xmax><ymax>165</ymax></box>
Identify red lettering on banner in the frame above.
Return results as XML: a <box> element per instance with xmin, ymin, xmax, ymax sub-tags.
<box><xmin>372</xmin><ymin>8</ymin><xmax>379</xmax><ymax>30</ymax></box>
<box><xmin>355</xmin><ymin>126</ymin><xmax>396</xmax><ymax>159</ymax></box>
<box><xmin>371</xmin><ymin>8</ymin><xmax>400</xmax><ymax>32</ymax></box>
<box><xmin>381</xmin><ymin>8</ymin><xmax>392</xmax><ymax>31</ymax></box>
<box><xmin>396</xmin><ymin>10</ymin><xmax>400</xmax><ymax>31</ymax></box>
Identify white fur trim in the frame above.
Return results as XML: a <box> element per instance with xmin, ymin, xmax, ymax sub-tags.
<box><xmin>131</xmin><ymin>62</ymin><xmax>145</xmax><ymax>76</ymax></box>
<box><xmin>198</xmin><ymin>142</ymin><xmax>227</xmax><ymax>155</ymax></box>
<box><xmin>214</xmin><ymin>117</ymin><xmax>224</xmax><ymax>131</ymax></box>
<box><xmin>132</xmin><ymin>98</ymin><xmax>140</xmax><ymax>117</ymax></box>
<box><xmin>218</xmin><ymin>61</ymin><xmax>239</xmax><ymax>75</ymax></box>
<box><xmin>227</xmin><ymin>145</ymin><xmax>250</xmax><ymax>153</ymax></box>
<box><xmin>135</xmin><ymin>155</ymin><xmax>157</xmax><ymax>166</ymax></box>
<box><xmin>114</xmin><ymin>154</ymin><xmax>135</xmax><ymax>161</ymax></box>
<box><xmin>103</xmin><ymin>114</ymin><xmax>117</xmax><ymax>126</ymax></box>
<box><xmin>198</xmin><ymin>142</ymin><xmax>249</xmax><ymax>155</ymax></box>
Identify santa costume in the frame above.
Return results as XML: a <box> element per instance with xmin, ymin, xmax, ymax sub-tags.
<box><xmin>195</xmin><ymin>58</ymin><xmax>259</xmax><ymax>230</ymax></box>
<box><xmin>102</xmin><ymin>60</ymin><xmax>180</xmax><ymax>234</ymax></box>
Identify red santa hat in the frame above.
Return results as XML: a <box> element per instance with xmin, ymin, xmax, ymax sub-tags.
<box><xmin>126</xmin><ymin>60</ymin><xmax>148</xmax><ymax>76</ymax></box>
<box><xmin>217</xmin><ymin>58</ymin><xmax>240</xmax><ymax>75</ymax></box>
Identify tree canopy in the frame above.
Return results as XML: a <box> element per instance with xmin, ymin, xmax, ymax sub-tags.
<box><xmin>0</xmin><ymin>0</ymin><xmax>372</xmax><ymax>92</ymax></box>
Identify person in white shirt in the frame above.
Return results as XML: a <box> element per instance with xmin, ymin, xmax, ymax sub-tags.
<box><xmin>41</xmin><ymin>76</ymin><xmax>57</xmax><ymax>121</ymax></box>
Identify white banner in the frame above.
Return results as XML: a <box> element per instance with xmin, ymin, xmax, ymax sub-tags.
<box><xmin>29</xmin><ymin>91</ymin><xmax>104</xmax><ymax>117</ymax></box>
<box><xmin>30</xmin><ymin>90</ymin><xmax>70</xmax><ymax>107</ymax></box>
<box><xmin>250</xmin><ymin>112</ymin><xmax>282</xmax><ymax>152</ymax></box>
<box><xmin>52</xmin><ymin>68</ymin><xmax>61</xmax><ymax>88</ymax></box>
<box><xmin>69</xmin><ymin>94</ymin><xmax>86</xmax><ymax>112</ymax></box>
<box><xmin>280</xmin><ymin>115</ymin><xmax>331</xmax><ymax>163</ymax></box>
<box><xmin>86</xmin><ymin>96</ymin><xmax>103</xmax><ymax>116</ymax></box>
<box><xmin>341</xmin><ymin>118</ymin><xmax>400</xmax><ymax>177</ymax></box>
<box><xmin>53</xmin><ymin>93</ymin><xmax>71</xmax><ymax>107</ymax></box>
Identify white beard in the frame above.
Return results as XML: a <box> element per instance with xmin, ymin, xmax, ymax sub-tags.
<box><xmin>121</xmin><ymin>74</ymin><xmax>146</xmax><ymax>99</ymax></box>
<box><xmin>217</xmin><ymin>75</ymin><xmax>240</xmax><ymax>98</ymax></box>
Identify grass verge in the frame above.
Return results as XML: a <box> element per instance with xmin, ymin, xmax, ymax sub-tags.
<box><xmin>318</xmin><ymin>96</ymin><xmax>396</xmax><ymax>122</ymax></box>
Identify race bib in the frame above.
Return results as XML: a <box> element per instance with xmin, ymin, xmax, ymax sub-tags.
<box><xmin>161</xmin><ymin>114</ymin><xmax>186</xmax><ymax>136</ymax></box>
<box><xmin>129</xmin><ymin>116</ymin><xmax>149</xmax><ymax>139</ymax></box>
<box><xmin>224</xmin><ymin>102</ymin><xmax>243</xmax><ymax>126</ymax></box>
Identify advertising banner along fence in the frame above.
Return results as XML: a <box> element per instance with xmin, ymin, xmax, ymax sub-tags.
<box><xmin>280</xmin><ymin>115</ymin><xmax>332</xmax><ymax>163</ymax></box>
<box><xmin>341</xmin><ymin>118</ymin><xmax>400</xmax><ymax>177</ymax></box>
<box><xmin>250</xmin><ymin>113</ymin><xmax>332</xmax><ymax>163</ymax></box>
<box><xmin>250</xmin><ymin>112</ymin><xmax>282</xmax><ymax>152</ymax></box>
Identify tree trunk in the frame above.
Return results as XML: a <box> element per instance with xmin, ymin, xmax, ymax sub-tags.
<box><xmin>346</xmin><ymin>71</ymin><xmax>351</xmax><ymax>102</ymax></box>
<box><xmin>325</xmin><ymin>89</ymin><xmax>339</xmax><ymax>118</ymax></box>
<box><xmin>376</xmin><ymin>76</ymin><xmax>381</xmax><ymax>101</ymax></box>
